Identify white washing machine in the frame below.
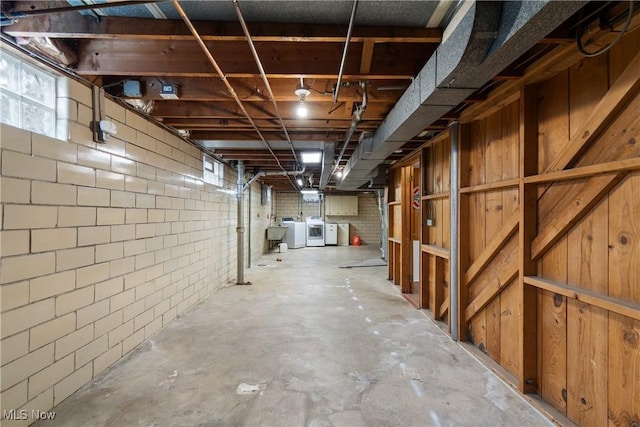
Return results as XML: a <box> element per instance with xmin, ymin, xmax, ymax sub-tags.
<box><xmin>305</xmin><ymin>216</ymin><xmax>325</xmax><ymax>247</ymax></box>
<box><xmin>282</xmin><ymin>220</ymin><xmax>306</xmax><ymax>249</ymax></box>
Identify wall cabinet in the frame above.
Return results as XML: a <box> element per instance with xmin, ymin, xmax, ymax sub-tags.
<box><xmin>325</xmin><ymin>195</ymin><xmax>358</xmax><ymax>216</ymax></box>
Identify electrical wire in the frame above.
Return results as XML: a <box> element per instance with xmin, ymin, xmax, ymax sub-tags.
<box><xmin>576</xmin><ymin>0</ymin><xmax>635</xmax><ymax>57</ymax></box>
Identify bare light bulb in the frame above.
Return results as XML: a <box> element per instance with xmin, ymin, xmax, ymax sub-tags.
<box><xmin>336</xmin><ymin>170</ymin><xmax>343</xmax><ymax>178</ymax></box>
<box><xmin>296</xmin><ymin>101</ymin><xmax>308</xmax><ymax>118</ymax></box>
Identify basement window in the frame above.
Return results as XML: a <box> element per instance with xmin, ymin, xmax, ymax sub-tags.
<box><xmin>0</xmin><ymin>49</ymin><xmax>57</xmax><ymax>138</ymax></box>
<box><xmin>203</xmin><ymin>155</ymin><xmax>224</xmax><ymax>186</ymax></box>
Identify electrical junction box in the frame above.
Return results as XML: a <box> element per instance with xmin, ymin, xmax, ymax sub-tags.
<box><xmin>160</xmin><ymin>84</ymin><xmax>179</xmax><ymax>99</ymax></box>
<box><xmin>123</xmin><ymin>80</ymin><xmax>142</xmax><ymax>98</ymax></box>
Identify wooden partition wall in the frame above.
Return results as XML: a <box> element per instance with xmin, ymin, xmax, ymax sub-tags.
<box><xmin>387</xmin><ymin>27</ymin><xmax>640</xmax><ymax>425</ymax></box>
<box><xmin>421</xmin><ymin>135</ymin><xmax>451</xmax><ymax>325</ymax></box>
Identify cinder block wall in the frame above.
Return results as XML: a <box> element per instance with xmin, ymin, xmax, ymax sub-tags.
<box><xmin>325</xmin><ymin>194</ymin><xmax>382</xmax><ymax>246</ymax></box>
<box><xmin>0</xmin><ymin>74</ymin><xmax>269</xmax><ymax>424</ymax></box>
<box><xmin>275</xmin><ymin>193</ymin><xmax>382</xmax><ymax>247</ymax></box>
<box><xmin>247</xmin><ymin>184</ymin><xmax>273</xmax><ymax>263</ymax></box>
<box><xmin>274</xmin><ymin>192</ymin><xmax>320</xmax><ymax>222</ymax></box>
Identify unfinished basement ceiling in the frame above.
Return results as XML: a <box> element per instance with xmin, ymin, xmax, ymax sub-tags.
<box><xmin>2</xmin><ymin>0</ymin><xmax>453</xmax><ymax>191</ymax></box>
<box><xmin>1</xmin><ymin>0</ymin><xmax>600</xmax><ymax>191</ymax></box>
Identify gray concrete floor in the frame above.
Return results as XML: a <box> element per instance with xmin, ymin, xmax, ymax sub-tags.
<box><xmin>39</xmin><ymin>246</ymin><xmax>552</xmax><ymax>427</ymax></box>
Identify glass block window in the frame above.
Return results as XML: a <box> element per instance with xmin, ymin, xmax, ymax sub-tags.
<box><xmin>203</xmin><ymin>155</ymin><xmax>224</xmax><ymax>187</ymax></box>
<box><xmin>0</xmin><ymin>50</ymin><xmax>57</xmax><ymax>137</ymax></box>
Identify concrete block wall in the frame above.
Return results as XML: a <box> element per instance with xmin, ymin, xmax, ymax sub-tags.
<box><xmin>0</xmin><ymin>71</ymin><xmax>259</xmax><ymax>425</ymax></box>
<box><xmin>247</xmin><ymin>183</ymin><xmax>273</xmax><ymax>263</ymax></box>
<box><xmin>326</xmin><ymin>194</ymin><xmax>382</xmax><ymax>247</ymax></box>
<box><xmin>275</xmin><ymin>192</ymin><xmax>320</xmax><ymax>222</ymax></box>
<box><xmin>275</xmin><ymin>193</ymin><xmax>382</xmax><ymax>247</ymax></box>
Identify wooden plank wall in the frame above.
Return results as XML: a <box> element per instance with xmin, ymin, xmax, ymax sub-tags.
<box><xmin>386</xmin><ymin>26</ymin><xmax>640</xmax><ymax>426</ymax></box>
<box><xmin>387</xmin><ymin>167</ymin><xmax>403</xmax><ymax>285</ymax></box>
<box><xmin>529</xmin><ymin>30</ymin><xmax>640</xmax><ymax>425</ymax></box>
<box><xmin>421</xmin><ymin>134</ymin><xmax>451</xmax><ymax>323</ymax></box>
<box><xmin>462</xmin><ymin>101</ymin><xmax>520</xmax><ymax>374</ymax></box>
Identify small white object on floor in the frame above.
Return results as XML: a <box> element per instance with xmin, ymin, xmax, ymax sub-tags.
<box><xmin>236</xmin><ymin>383</ymin><xmax>266</xmax><ymax>395</ymax></box>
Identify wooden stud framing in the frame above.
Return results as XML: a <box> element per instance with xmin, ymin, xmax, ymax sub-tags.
<box><xmin>544</xmin><ymin>49</ymin><xmax>640</xmax><ymax>173</ymax></box>
<box><xmin>464</xmin><ymin>209</ymin><xmax>519</xmax><ymax>285</ymax></box>
<box><xmin>532</xmin><ymin>172</ymin><xmax>627</xmax><ymax>260</ymax></box>
<box><xmin>360</xmin><ymin>40</ymin><xmax>375</xmax><ymax>74</ymax></box>
<box><xmin>519</xmin><ymin>84</ymin><xmax>538</xmax><ymax>394</ymax></box>
<box><xmin>384</xmin><ymin>15</ymin><xmax>640</xmax><ymax>424</ymax></box>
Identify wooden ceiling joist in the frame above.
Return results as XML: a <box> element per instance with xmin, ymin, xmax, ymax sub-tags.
<box><xmin>4</xmin><ymin>15</ymin><xmax>442</xmax><ymax>43</ymax></box>
<box><xmin>191</xmin><ymin>131</ymin><xmax>352</xmax><ymax>141</ymax></box>
<box><xmin>151</xmin><ymin>100</ymin><xmax>393</xmax><ymax>119</ymax></box>
<box><xmin>73</xmin><ymin>39</ymin><xmax>432</xmax><ymax>78</ymax></box>
<box><xmin>129</xmin><ymin>77</ymin><xmax>402</xmax><ymax>102</ymax></box>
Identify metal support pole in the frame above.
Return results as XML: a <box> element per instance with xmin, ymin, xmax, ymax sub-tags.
<box><xmin>248</xmin><ymin>182</ymin><xmax>252</xmax><ymax>269</ymax></box>
<box><xmin>449</xmin><ymin>121</ymin><xmax>460</xmax><ymax>340</ymax></box>
<box><xmin>236</xmin><ymin>161</ymin><xmax>249</xmax><ymax>285</ymax></box>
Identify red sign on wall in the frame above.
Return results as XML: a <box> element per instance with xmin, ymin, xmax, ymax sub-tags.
<box><xmin>412</xmin><ymin>186</ymin><xmax>420</xmax><ymax>210</ymax></box>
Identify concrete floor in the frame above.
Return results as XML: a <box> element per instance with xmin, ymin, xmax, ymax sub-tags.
<box><xmin>39</xmin><ymin>246</ymin><xmax>552</xmax><ymax>427</ymax></box>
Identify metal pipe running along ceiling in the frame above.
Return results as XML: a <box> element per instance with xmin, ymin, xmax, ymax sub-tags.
<box><xmin>172</xmin><ymin>0</ymin><xmax>298</xmax><ymax>189</ymax></box>
<box><xmin>336</xmin><ymin>0</ymin><xmax>589</xmax><ymax>190</ymax></box>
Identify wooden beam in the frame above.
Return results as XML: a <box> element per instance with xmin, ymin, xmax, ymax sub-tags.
<box><xmin>439</xmin><ymin>297</ymin><xmax>449</xmax><ymax>320</ymax></box>
<box><xmin>191</xmin><ymin>131</ymin><xmax>347</xmax><ymax>141</ymax></box>
<box><xmin>432</xmin><ymin>255</ymin><xmax>445</xmax><ymax>320</ymax></box>
<box><xmin>152</xmin><ymin>100</ymin><xmax>393</xmax><ymax>120</ymax></box>
<box><xmin>545</xmin><ymin>49</ymin><xmax>640</xmax><ymax>173</ymax></box>
<box><xmin>459</xmin><ymin>178</ymin><xmax>519</xmax><ymax>194</ymax></box>
<box><xmin>420</xmin><ymin>244</ymin><xmax>449</xmax><ymax>259</ymax></box>
<box><xmin>129</xmin><ymin>76</ymin><xmax>402</xmax><ymax>103</ymax></box>
<box><xmin>525</xmin><ymin>156</ymin><xmax>640</xmax><ymax>185</ymax></box>
<box><xmin>73</xmin><ymin>39</ymin><xmax>431</xmax><ymax>79</ymax></box>
<box><xmin>461</xmin><ymin>90</ymin><xmax>520</xmax><ymax>124</ymax></box>
<box><xmin>531</xmin><ymin>172</ymin><xmax>628</xmax><ymax>260</ymax></box>
<box><xmin>464</xmin><ymin>209</ymin><xmax>519</xmax><ymax>285</ymax></box>
<box><xmin>519</xmin><ymin>84</ymin><xmax>539</xmax><ymax>395</ymax></box>
<box><xmin>461</xmin><ymin>10</ymin><xmax>640</xmax><ymax>125</ymax></box>
<box><xmin>360</xmin><ymin>40</ymin><xmax>375</xmax><ymax>74</ymax></box>
<box><xmin>162</xmin><ymin>118</ymin><xmax>381</xmax><ymax>130</ymax></box>
<box><xmin>465</xmin><ymin>257</ymin><xmax>518</xmax><ymax>321</ymax></box>
<box><xmin>524</xmin><ymin>276</ymin><xmax>640</xmax><ymax>322</ymax></box>
<box><xmin>421</xmin><ymin>192</ymin><xmax>449</xmax><ymax>201</ymax></box>
<box><xmin>5</xmin><ymin>15</ymin><xmax>442</xmax><ymax>43</ymax></box>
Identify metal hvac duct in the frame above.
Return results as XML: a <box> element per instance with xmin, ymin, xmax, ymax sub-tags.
<box><xmin>337</xmin><ymin>0</ymin><xmax>588</xmax><ymax>190</ymax></box>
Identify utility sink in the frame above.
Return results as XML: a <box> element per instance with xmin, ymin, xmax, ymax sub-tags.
<box><xmin>266</xmin><ymin>226</ymin><xmax>287</xmax><ymax>241</ymax></box>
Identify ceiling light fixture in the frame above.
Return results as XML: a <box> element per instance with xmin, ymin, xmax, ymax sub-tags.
<box><xmin>301</xmin><ymin>152</ymin><xmax>322</xmax><ymax>164</ymax></box>
<box><xmin>296</xmin><ymin>177</ymin><xmax>304</xmax><ymax>186</ymax></box>
<box><xmin>295</xmin><ymin>77</ymin><xmax>311</xmax><ymax>118</ymax></box>
<box><xmin>335</xmin><ymin>170</ymin><xmax>343</xmax><ymax>178</ymax></box>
